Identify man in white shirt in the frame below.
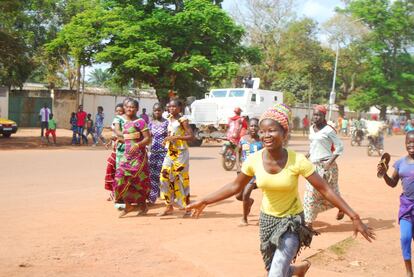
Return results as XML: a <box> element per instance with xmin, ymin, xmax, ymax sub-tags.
<box><xmin>365</xmin><ymin>115</ymin><xmax>386</xmax><ymax>148</ymax></box>
<box><xmin>39</xmin><ymin>104</ymin><xmax>51</xmax><ymax>138</ymax></box>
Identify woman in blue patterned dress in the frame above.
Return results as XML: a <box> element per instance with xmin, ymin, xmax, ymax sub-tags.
<box><xmin>148</xmin><ymin>103</ymin><xmax>169</xmax><ymax>204</ymax></box>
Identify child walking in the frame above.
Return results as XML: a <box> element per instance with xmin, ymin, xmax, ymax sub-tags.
<box><xmin>235</xmin><ymin>117</ymin><xmax>263</xmax><ymax>226</ymax></box>
<box><xmin>70</xmin><ymin>112</ymin><xmax>77</xmax><ymax>145</ymax></box>
<box><xmin>46</xmin><ymin>113</ymin><xmax>57</xmax><ymax>145</ymax></box>
<box><xmin>104</xmin><ymin>104</ymin><xmax>124</xmax><ymax>201</ymax></box>
<box><xmin>85</xmin><ymin>113</ymin><xmax>97</xmax><ymax>145</ymax></box>
<box><xmin>378</xmin><ymin>131</ymin><xmax>414</xmax><ymax>277</ymax></box>
<box><xmin>95</xmin><ymin>106</ymin><xmax>106</xmax><ymax>145</ymax></box>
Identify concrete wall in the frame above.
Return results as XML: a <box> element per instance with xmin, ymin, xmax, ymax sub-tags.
<box><xmin>0</xmin><ymin>87</ymin><xmax>8</xmax><ymax>118</ymax></box>
<box><xmin>53</xmin><ymin>89</ymin><xmax>77</xmax><ymax>129</ymax></box>
<box><xmin>54</xmin><ymin>91</ymin><xmax>158</xmax><ymax>129</ymax></box>
<box><xmin>82</xmin><ymin>94</ymin><xmax>157</xmax><ymax>128</ymax></box>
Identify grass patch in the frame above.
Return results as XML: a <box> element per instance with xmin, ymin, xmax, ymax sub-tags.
<box><xmin>327</xmin><ymin>237</ymin><xmax>357</xmax><ymax>257</ymax></box>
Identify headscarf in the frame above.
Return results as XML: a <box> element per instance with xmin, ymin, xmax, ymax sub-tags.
<box><xmin>314</xmin><ymin>105</ymin><xmax>327</xmax><ymax>115</ymax></box>
<box><xmin>234</xmin><ymin>107</ymin><xmax>242</xmax><ymax>114</ymax></box>
<box><xmin>259</xmin><ymin>103</ymin><xmax>291</xmax><ymax>132</ymax></box>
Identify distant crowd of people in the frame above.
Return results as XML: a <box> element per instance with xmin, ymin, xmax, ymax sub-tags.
<box><xmin>299</xmin><ymin>114</ymin><xmax>414</xmax><ymax>138</ymax></box>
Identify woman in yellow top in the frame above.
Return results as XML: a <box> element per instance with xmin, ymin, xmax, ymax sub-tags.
<box><xmin>187</xmin><ymin>103</ymin><xmax>375</xmax><ymax>276</ymax></box>
<box><xmin>159</xmin><ymin>99</ymin><xmax>194</xmax><ymax>216</ymax></box>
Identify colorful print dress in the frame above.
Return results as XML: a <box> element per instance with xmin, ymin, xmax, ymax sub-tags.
<box><xmin>104</xmin><ymin>115</ymin><xmax>125</xmax><ymax>193</ymax></box>
<box><xmin>159</xmin><ymin>115</ymin><xmax>190</xmax><ymax>208</ymax></box>
<box><xmin>114</xmin><ymin>118</ymin><xmax>150</xmax><ymax>204</ymax></box>
<box><xmin>148</xmin><ymin>118</ymin><xmax>168</xmax><ymax>203</ymax></box>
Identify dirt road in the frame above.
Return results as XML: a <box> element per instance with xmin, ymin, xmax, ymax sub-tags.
<box><xmin>0</xmin><ymin>129</ymin><xmax>407</xmax><ymax>276</ymax></box>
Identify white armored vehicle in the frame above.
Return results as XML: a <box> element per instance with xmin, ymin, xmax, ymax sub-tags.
<box><xmin>188</xmin><ymin>84</ymin><xmax>283</xmax><ymax>146</ymax></box>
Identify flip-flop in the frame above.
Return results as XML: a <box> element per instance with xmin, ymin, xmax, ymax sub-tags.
<box><xmin>377</xmin><ymin>152</ymin><xmax>391</xmax><ymax>178</ymax></box>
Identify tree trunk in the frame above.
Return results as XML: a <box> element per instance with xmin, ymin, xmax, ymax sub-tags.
<box><xmin>76</xmin><ymin>60</ymin><xmax>81</xmax><ymax>106</ymax></box>
<box><xmin>338</xmin><ymin>105</ymin><xmax>345</xmax><ymax>117</ymax></box>
<box><xmin>380</xmin><ymin>106</ymin><xmax>387</xmax><ymax>120</ymax></box>
<box><xmin>81</xmin><ymin>65</ymin><xmax>85</xmax><ymax>106</ymax></box>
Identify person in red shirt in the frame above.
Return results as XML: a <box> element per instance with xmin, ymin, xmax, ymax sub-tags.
<box><xmin>226</xmin><ymin>107</ymin><xmax>248</xmax><ymax>172</ymax></box>
<box><xmin>76</xmin><ymin>104</ymin><xmax>88</xmax><ymax>145</ymax></box>
<box><xmin>302</xmin><ymin>115</ymin><xmax>310</xmax><ymax>136</ymax></box>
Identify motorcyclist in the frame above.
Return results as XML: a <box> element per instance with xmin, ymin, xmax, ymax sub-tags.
<box><xmin>365</xmin><ymin>115</ymin><xmax>385</xmax><ymax>150</ymax></box>
<box><xmin>351</xmin><ymin>116</ymin><xmax>365</xmax><ymax>143</ymax></box>
<box><xmin>224</xmin><ymin>107</ymin><xmax>248</xmax><ymax>171</ymax></box>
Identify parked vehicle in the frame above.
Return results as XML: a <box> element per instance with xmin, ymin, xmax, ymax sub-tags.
<box><xmin>367</xmin><ymin>135</ymin><xmax>384</xmax><ymax>156</ymax></box>
<box><xmin>188</xmin><ymin>83</ymin><xmax>283</xmax><ymax>146</ymax></box>
<box><xmin>0</xmin><ymin>118</ymin><xmax>18</xmax><ymax>137</ymax></box>
<box><xmin>221</xmin><ymin>140</ymin><xmax>238</xmax><ymax>171</ymax></box>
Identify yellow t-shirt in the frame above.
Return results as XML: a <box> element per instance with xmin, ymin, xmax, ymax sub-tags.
<box><xmin>241</xmin><ymin>149</ymin><xmax>315</xmax><ymax>218</ymax></box>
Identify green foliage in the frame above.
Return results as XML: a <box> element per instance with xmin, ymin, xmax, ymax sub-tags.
<box><xmin>0</xmin><ymin>0</ymin><xmax>100</xmax><ymax>87</ymax></box>
<box><xmin>95</xmin><ymin>0</ymin><xmax>256</xmax><ymax>100</ymax></box>
<box><xmin>343</xmin><ymin>0</ymin><xmax>414</xmax><ymax>118</ymax></box>
<box><xmin>267</xmin><ymin>18</ymin><xmax>332</xmax><ymax>104</ymax></box>
<box><xmin>87</xmin><ymin>68</ymin><xmax>113</xmax><ymax>86</ymax></box>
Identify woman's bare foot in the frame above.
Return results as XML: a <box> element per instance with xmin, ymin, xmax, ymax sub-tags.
<box><xmin>292</xmin><ymin>260</ymin><xmax>311</xmax><ymax>277</ymax></box>
<box><xmin>106</xmin><ymin>193</ymin><xmax>114</xmax><ymax>201</ymax></box>
<box><xmin>118</xmin><ymin>205</ymin><xmax>138</xmax><ymax>218</ymax></box>
<box><xmin>137</xmin><ymin>202</ymin><xmax>149</xmax><ymax>216</ymax></box>
<box><xmin>157</xmin><ymin>205</ymin><xmax>173</xmax><ymax>216</ymax></box>
<box><xmin>336</xmin><ymin>210</ymin><xmax>345</xmax><ymax>220</ymax></box>
<box><xmin>182</xmin><ymin>210</ymin><xmax>192</xmax><ymax>218</ymax></box>
<box><xmin>238</xmin><ymin>218</ymin><xmax>248</xmax><ymax>227</ymax></box>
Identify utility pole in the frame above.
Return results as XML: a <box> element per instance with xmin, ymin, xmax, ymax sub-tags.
<box><xmin>328</xmin><ymin>40</ymin><xmax>340</xmax><ymax>122</ymax></box>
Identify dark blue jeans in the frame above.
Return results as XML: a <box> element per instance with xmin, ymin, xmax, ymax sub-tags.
<box><xmin>76</xmin><ymin>126</ymin><xmax>88</xmax><ymax>144</ymax></box>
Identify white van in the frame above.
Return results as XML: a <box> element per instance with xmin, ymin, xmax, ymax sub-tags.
<box><xmin>188</xmin><ymin>87</ymin><xmax>283</xmax><ymax>146</ymax></box>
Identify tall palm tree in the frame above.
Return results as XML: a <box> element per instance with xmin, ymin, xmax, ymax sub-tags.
<box><xmin>87</xmin><ymin>68</ymin><xmax>112</xmax><ymax>87</ymax></box>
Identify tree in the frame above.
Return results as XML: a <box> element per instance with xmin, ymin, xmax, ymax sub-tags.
<box><xmin>270</xmin><ymin>18</ymin><xmax>333</xmax><ymax>104</ymax></box>
<box><xmin>96</xmin><ymin>0</ymin><xmax>257</xmax><ymax>100</ymax></box>
<box><xmin>231</xmin><ymin>1</ymin><xmax>332</xmax><ymax>104</ymax></box>
<box><xmin>87</xmin><ymin>68</ymin><xmax>113</xmax><ymax>87</ymax></box>
<box><xmin>46</xmin><ymin>6</ymin><xmax>106</xmax><ymax>103</ymax></box>
<box><xmin>343</xmin><ymin>0</ymin><xmax>414</xmax><ymax>119</ymax></box>
<box><xmin>231</xmin><ymin>0</ymin><xmax>297</xmax><ymax>89</ymax></box>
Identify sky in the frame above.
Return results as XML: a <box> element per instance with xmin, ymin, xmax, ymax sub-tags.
<box><xmin>222</xmin><ymin>0</ymin><xmax>345</xmax><ymax>24</ymax></box>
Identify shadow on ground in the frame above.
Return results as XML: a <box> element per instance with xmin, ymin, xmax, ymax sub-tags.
<box><xmin>313</xmin><ymin>217</ymin><xmax>395</xmax><ymax>233</ymax></box>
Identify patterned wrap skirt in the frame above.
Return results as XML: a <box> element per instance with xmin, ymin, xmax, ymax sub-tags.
<box><xmin>303</xmin><ymin>160</ymin><xmax>340</xmax><ymax>223</ymax></box>
<box><xmin>159</xmin><ymin>148</ymin><xmax>190</xmax><ymax>208</ymax></box>
<box><xmin>148</xmin><ymin>150</ymin><xmax>166</xmax><ymax>203</ymax></box>
<box><xmin>114</xmin><ymin>149</ymin><xmax>150</xmax><ymax>204</ymax></box>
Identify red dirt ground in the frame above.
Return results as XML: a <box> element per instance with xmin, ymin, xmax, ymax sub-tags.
<box><xmin>0</xmin><ymin>128</ymin><xmax>407</xmax><ymax>276</ymax></box>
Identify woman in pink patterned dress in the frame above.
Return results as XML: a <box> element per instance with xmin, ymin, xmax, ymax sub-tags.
<box><xmin>115</xmin><ymin>99</ymin><xmax>151</xmax><ymax>217</ymax></box>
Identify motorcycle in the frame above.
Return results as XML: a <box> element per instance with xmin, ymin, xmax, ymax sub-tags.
<box><xmin>350</xmin><ymin>128</ymin><xmax>365</xmax><ymax>146</ymax></box>
<box><xmin>367</xmin><ymin>135</ymin><xmax>384</xmax><ymax>156</ymax></box>
<box><xmin>220</xmin><ymin>141</ymin><xmax>238</xmax><ymax>171</ymax></box>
